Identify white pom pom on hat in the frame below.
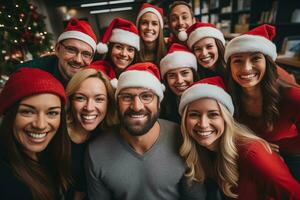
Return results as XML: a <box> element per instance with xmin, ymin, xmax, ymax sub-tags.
<box><xmin>96</xmin><ymin>42</ymin><xmax>108</xmax><ymax>54</ymax></box>
<box><xmin>178</xmin><ymin>31</ymin><xmax>188</xmax><ymax>41</ymax></box>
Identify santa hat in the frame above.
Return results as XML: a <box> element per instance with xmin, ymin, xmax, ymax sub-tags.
<box><xmin>97</xmin><ymin>17</ymin><xmax>140</xmax><ymax>54</ymax></box>
<box><xmin>160</xmin><ymin>43</ymin><xmax>197</xmax><ymax>78</ymax></box>
<box><xmin>179</xmin><ymin>76</ymin><xmax>234</xmax><ymax>116</ymax></box>
<box><xmin>179</xmin><ymin>22</ymin><xmax>226</xmax><ymax>49</ymax></box>
<box><xmin>90</xmin><ymin>60</ymin><xmax>118</xmax><ymax>88</ymax></box>
<box><xmin>115</xmin><ymin>62</ymin><xmax>165</xmax><ymax>102</ymax></box>
<box><xmin>136</xmin><ymin>3</ymin><xmax>164</xmax><ymax>28</ymax></box>
<box><xmin>224</xmin><ymin>24</ymin><xmax>277</xmax><ymax>61</ymax></box>
<box><xmin>0</xmin><ymin>68</ymin><xmax>66</xmax><ymax>115</ymax></box>
<box><xmin>57</xmin><ymin>18</ymin><xmax>97</xmax><ymax>52</ymax></box>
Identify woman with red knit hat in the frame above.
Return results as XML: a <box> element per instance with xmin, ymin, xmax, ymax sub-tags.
<box><xmin>64</xmin><ymin>67</ymin><xmax>118</xmax><ymax>199</ymax></box>
<box><xmin>95</xmin><ymin>17</ymin><xmax>140</xmax><ymax>78</ymax></box>
<box><xmin>0</xmin><ymin>68</ymin><xmax>71</xmax><ymax>200</ymax></box>
<box><xmin>179</xmin><ymin>76</ymin><xmax>300</xmax><ymax>199</ymax></box>
<box><xmin>136</xmin><ymin>3</ymin><xmax>167</xmax><ymax>66</ymax></box>
<box><xmin>225</xmin><ymin>24</ymin><xmax>300</xmax><ymax>181</ymax></box>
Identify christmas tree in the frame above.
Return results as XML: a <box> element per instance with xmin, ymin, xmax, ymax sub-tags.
<box><xmin>0</xmin><ymin>0</ymin><xmax>53</xmax><ymax>74</ymax></box>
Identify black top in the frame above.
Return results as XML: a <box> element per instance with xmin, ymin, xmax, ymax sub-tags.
<box><xmin>0</xmin><ymin>160</ymin><xmax>33</xmax><ymax>200</ymax></box>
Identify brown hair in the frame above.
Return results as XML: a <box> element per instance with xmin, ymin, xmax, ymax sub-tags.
<box><xmin>227</xmin><ymin>55</ymin><xmax>280</xmax><ymax>131</ymax></box>
<box><xmin>0</xmin><ymin>102</ymin><xmax>71</xmax><ymax>200</ymax></box>
<box><xmin>168</xmin><ymin>1</ymin><xmax>194</xmax><ymax>18</ymax></box>
<box><xmin>138</xmin><ymin>20</ymin><xmax>167</xmax><ymax>66</ymax></box>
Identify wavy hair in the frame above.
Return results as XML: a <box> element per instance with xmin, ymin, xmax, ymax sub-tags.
<box><xmin>66</xmin><ymin>68</ymin><xmax>118</xmax><ymax>131</ymax></box>
<box><xmin>180</xmin><ymin>101</ymin><xmax>270</xmax><ymax>198</ymax></box>
<box><xmin>0</xmin><ymin>102</ymin><xmax>71</xmax><ymax>200</ymax></box>
<box><xmin>227</xmin><ymin>55</ymin><xmax>280</xmax><ymax>131</ymax></box>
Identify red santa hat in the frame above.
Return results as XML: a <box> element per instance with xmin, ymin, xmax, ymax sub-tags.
<box><xmin>136</xmin><ymin>3</ymin><xmax>164</xmax><ymax>28</ymax></box>
<box><xmin>178</xmin><ymin>22</ymin><xmax>225</xmax><ymax>48</ymax></box>
<box><xmin>90</xmin><ymin>60</ymin><xmax>118</xmax><ymax>88</ymax></box>
<box><xmin>97</xmin><ymin>17</ymin><xmax>140</xmax><ymax>54</ymax></box>
<box><xmin>160</xmin><ymin>43</ymin><xmax>197</xmax><ymax>78</ymax></box>
<box><xmin>179</xmin><ymin>76</ymin><xmax>234</xmax><ymax>116</ymax></box>
<box><xmin>0</xmin><ymin>68</ymin><xmax>66</xmax><ymax>115</ymax></box>
<box><xmin>225</xmin><ymin>24</ymin><xmax>277</xmax><ymax>61</ymax></box>
<box><xmin>115</xmin><ymin>62</ymin><xmax>165</xmax><ymax>102</ymax></box>
<box><xmin>57</xmin><ymin>18</ymin><xmax>97</xmax><ymax>52</ymax></box>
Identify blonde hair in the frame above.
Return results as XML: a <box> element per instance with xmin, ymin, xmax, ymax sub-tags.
<box><xmin>66</xmin><ymin>68</ymin><xmax>118</xmax><ymax>130</ymax></box>
<box><xmin>180</xmin><ymin>101</ymin><xmax>270</xmax><ymax>198</ymax></box>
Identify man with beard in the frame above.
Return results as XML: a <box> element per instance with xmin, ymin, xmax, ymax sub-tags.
<box><xmin>85</xmin><ymin>62</ymin><xmax>206</xmax><ymax>200</ymax></box>
<box><xmin>16</xmin><ymin>18</ymin><xmax>97</xmax><ymax>87</ymax></box>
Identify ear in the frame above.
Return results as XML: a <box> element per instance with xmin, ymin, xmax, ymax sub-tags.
<box><xmin>54</xmin><ymin>43</ymin><xmax>60</xmax><ymax>55</ymax></box>
<box><xmin>192</xmin><ymin>17</ymin><xmax>196</xmax><ymax>24</ymax></box>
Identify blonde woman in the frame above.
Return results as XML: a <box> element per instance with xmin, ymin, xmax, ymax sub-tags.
<box><xmin>178</xmin><ymin>76</ymin><xmax>300</xmax><ymax>199</ymax></box>
<box><xmin>65</xmin><ymin>68</ymin><xmax>118</xmax><ymax>200</ymax></box>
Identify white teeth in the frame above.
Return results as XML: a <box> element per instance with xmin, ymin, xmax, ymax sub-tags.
<box><xmin>195</xmin><ymin>131</ymin><xmax>213</xmax><ymax>136</ymax></box>
<box><xmin>130</xmin><ymin>114</ymin><xmax>145</xmax><ymax>118</ymax></box>
<box><xmin>240</xmin><ymin>74</ymin><xmax>256</xmax><ymax>79</ymax></box>
<box><xmin>176</xmin><ymin>86</ymin><xmax>188</xmax><ymax>90</ymax></box>
<box><xmin>201</xmin><ymin>56</ymin><xmax>211</xmax><ymax>62</ymax></box>
<box><xmin>82</xmin><ymin>115</ymin><xmax>97</xmax><ymax>120</ymax></box>
<box><xmin>28</xmin><ymin>132</ymin><xmax>47</xmax><ymax>139</ymax></box>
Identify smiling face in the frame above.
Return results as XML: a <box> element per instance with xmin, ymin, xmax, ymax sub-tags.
<box><xmin>111</xmin><ymin>43</ymin><xmax>135</xmax><ymax>73</ymax></box>
<box><xmin>117</xmin><ymin>88</ymin><xmax>159</xmax><ymax>136</ymax></box>
<box><xmin>72</xmin><ymin>77</ymin><xmax>108</xmax><ymax>132</ymax></box>
<box><xmin>185</xmin><ymin>98</ymin><xmax>224</xmax><ymax>151</ymax></box>
<box><xmin>169</xmin><ymin>4</ymin><xmax>195</xmax><ymax>36</ymax></box>
<box><xmin>13</xmin><ymin>93</ymin><xmax>62</xmax><ymax>160</ymax></box>
<box><xmin>139</xmin><ymin>12</ymin><xmax>160</xmax><ymax>44</ymax></box>
<box><xmin>193</xmin><ymin>37</ymin><xmax>219</xmax><ymax>70</ymax></box>
<box><xmin>166</xmin><ymin>67</ymin><xmax>194</xmax><ymax>96</ymax></box>
<box><xmin>56</xmin><ymin>38</ymin><xmax>94</xmax><ymax>81</ymax></box>
<box><xmin>230</xmin><ymin>52</ymin><xmax>266</xmax><ymax>90</ymax></box>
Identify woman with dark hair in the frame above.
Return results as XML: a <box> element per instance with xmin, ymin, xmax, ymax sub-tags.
<box><xmin>179</xmin><ymin>76</ymin><xmax>300</xmax><ymax>199</ymax></box>
<box><xmin>95</xmin><ymin>17</ymin><xmax>140</xmax><ymax>78</ymax></box>
<box><xmin>136</xmin><ymin>3</ymin><xmax>167</xmax><ymax>66</ymax></box>
<box><xmin>225</xmin><ymin>24</ymin><xmax>300</xmax><ymax>181</ymax></box>
<box><xmin>0</xmin><ymin>68</ymin><xmax>71</xmax><ymax>200</ymax></box>
<box><xmin>65</xmin><ymin>67</ymin><xmax>118</xmax><ymax>200</ymax></box>
<box><xmin>181</xmin><ymin>22</ymin><xmax>227</xmax><ymax>81</ymax></box>
<box><xmin>160</xmin><ymin>43</ymin><xmax>198</xmax><ymax>123</ymax></box>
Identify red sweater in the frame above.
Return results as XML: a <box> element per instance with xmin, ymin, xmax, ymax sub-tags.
<box><xmin>241</xmin><ymin>87</ymin><xmax>300</xmax><ymax>154</ymax></box>
<box><xmin>237</xmin><ymin>140</ymin><xmax>300</xmax><ymax>199</ymax></box>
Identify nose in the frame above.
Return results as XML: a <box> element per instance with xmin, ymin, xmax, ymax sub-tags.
<box><xmin>198</xmin><ymin>115</ymin><xmax>209</xmax><ymax>128</ymax></box>
<box><xmin>32</xmin><ymin>114</ymin><xmax>47</xmax><ymax>130</ymax></box>
<box><xmin>84</xmin><ymin>99</ymin><xmax>94</xmax><ymax>111</ymax></box>
<box><xmin>131</xmin><ymin>95</ymin><xmax>144</xmax><ymax>111</ymax></box>
<box><xmin>73</xmin><ymin>52</ymin><xmax>84</xmax><ymax>64</ymax></box>
<box><xmin>120</xmin><ymin>48</ymin><xmax>128</xmax><ymax>57</ymax></box>
<box><xmin>176</xmin><ymin>74</ymin><xmax>184</xmax><ymax>84</ymax></box>
<box><xmin>244</xmin><ymin>59</ymin><xmax>253</xmax><ymax>71</ymax></box>
<box><xmin>178</xmin><ymin>17</ymin><xmax>184</xmax><ymax>26</ymax></box>
<box><xmin>202</xmin><ymin>48</ymin><xmax>208</xmax><ymax>56</ymax></box>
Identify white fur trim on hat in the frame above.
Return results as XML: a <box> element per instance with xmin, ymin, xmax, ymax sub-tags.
<box><xmin>224</xmin><ymin>34</ymin><xmax>277</xmax><ymax>61</ymax></box>
<box><xmin>57</xmin><ymin>31</ymin><xmax>96</xmax><ymax>52</ymax></box>
<box><xmin>136</xmin><ymin>7</ymin><xmax>163</xmax><ymax>28</ymax></box>
<box><xmin>160</xmin><ymin>51</ymin><xmax>197</xmax><ymax>78</ymax></box>
<box><xmin>178</xmin><ymin>31</ymin><xmax>188</xmax><ymax>41</ymax></box>
<box><xmin>178</xmin><ymin>83</ymin><xmax>234</xmax><ymax>116</ymax></box>
<box><xmin>115</xmin><ymin>70</ymin><xmax>164</xmax><ymax>102</ymax></box>
<box><xmin>187</xmin><ymin>27</ymin><xmax>225</xmax><ymax>49</ymax></box>
<box><xmin>110</xmin><ymin>28</ymin><xmax>140</xmax><ymax>51</ymax></box>
<box><xmin>96</xmin><ymin>42</ymin><xmax>108</xmax><ymax>54</ymax></box>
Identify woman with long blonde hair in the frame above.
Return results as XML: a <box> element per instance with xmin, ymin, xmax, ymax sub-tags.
<box><xmin>65</xmin><ymin>67</ymin><xmax>118</xmax><ymax>199</ymax></box>
<box><xmin>179</xmin><ymin>76</ymin><xmax>300</xmax><ymax>199</ymax></box>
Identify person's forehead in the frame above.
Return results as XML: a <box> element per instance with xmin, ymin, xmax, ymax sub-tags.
<box><xmin>170</xmin><ymin>4</ymin><xmax>191</xmax><ymax>16</ymax></box>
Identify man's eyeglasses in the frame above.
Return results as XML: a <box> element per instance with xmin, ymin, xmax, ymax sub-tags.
<box><xmin>117</xmin><ymin>92</ymin><xmax>156</xmax><ymax>104</ymax></box>
<box><xmin>60</xmin><ymin>42</ymin><xmax>94</xmax><ymax>61</ymax></box>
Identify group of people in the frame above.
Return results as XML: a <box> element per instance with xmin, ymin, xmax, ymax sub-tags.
<box><xmin>0</xmin><ymin>1</ymin><xmax>300</xmax><ymax>200</ymax></box>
